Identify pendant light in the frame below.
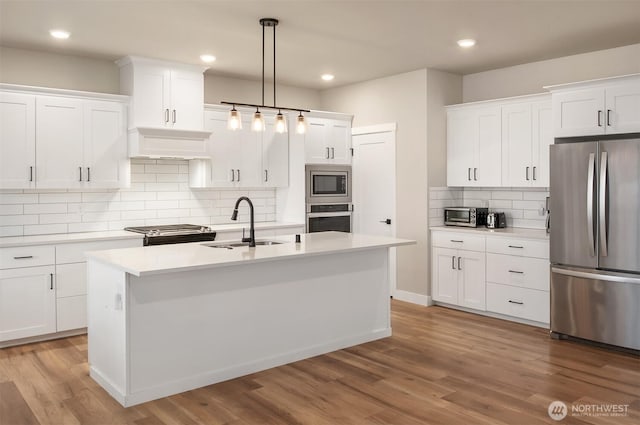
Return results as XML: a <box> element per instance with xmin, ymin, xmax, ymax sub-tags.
<box><xmin>227</xmin><ymin>105</ymin><xmax>242</xmax><ymax>130</ymax></box>
<box><xmin>222</xmin><ymin>18</ymin><xmax>310</xmax><ymax>134</ymax></box>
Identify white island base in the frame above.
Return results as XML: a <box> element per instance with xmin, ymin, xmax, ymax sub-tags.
<box><xmin>88</xmin><ymin>242</ymin><xmax>396</xmax><ymax>407</ymax></box>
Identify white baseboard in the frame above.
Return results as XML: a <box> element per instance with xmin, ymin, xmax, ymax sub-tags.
<box><xmin>392</xmin><ymin>290</ymin><xmax>432</xmax><ymax>306</ymax></box>
<box><xmin>433</xmin><ymin>302</ymin><xmax>549</xmax><ymax>329</ymax></box>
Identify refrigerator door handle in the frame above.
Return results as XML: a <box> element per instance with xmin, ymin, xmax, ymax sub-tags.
<box><xmin>599</xmin><ymin>151</ymin><xmax>608</xmax><ymax>257</ymax></box>
<box><xmin>551</xmin><ymin>266</ymin><xmax>640</xmax><ymax>285</ymax></box>
<box><xmin>586</xmin><ymin>153</ymin><xmax>596</xmax><ymax>257</ymax></box>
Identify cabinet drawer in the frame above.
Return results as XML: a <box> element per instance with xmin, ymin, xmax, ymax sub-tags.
<box><xmin>56</xmin><ymin>239</ymin><xmax>142</xmax><ymax>264</ymax></box>
<box><xmin>431</xmin><ymin>231</ymin><xmax>485</xmax><ymax>251</ymax></box>
<box><xmin>56</xmin><ymin>263</ymin><xmax>86</xmax><ymax>298</ymax></box>
<box><xmin>0</xmin><ymin>245</ymin><xmax>55</xmax><ymax>269</ymax></box>
<box><xmin>486</xmin><ymin>253</ymin><xmax>550</xmax><ymax>291</ymax></box>
<box><xmin>486</xmin><ymin>282</ymin><xmax>549</xmax><ymax>323</ymax></box>
<box><xmin>57</xmin><ymin>295</ymin><xmax>87</xmax><ymax>332</ymax></box>
<box><xmin>486</xmin><ymin>237</ymin><xmax>548</xmax><ymax>259</ymax></box>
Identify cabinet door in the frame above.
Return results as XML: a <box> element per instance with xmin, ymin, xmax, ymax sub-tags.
<box><xmin>305</xmin><ymin>118</ymin><xmax>329</xmax><ymax>164</ymax></box>
<box><xmin>238</xmin><ymin>124</ymin><xmax>263</xmax><ymax>187</ymax></box>
<box><xmin>169</xmin><ymin>69</ymin><xmax>204</xmax><ymax>131</ymax></box>
<box><xmin>132</xmin><ymin>65</ymin><xmax>170</xmax><ymax>128</ymax></box>
<box><xmin>501</xmin><ymin>103</ymin><xmax>532</xmax><ymax>187</ymax></box>
<box><xmin>447</xmin><ymin>109</ymin><xmax>475</xmax><ymax>186</ymax></box>
<box><xmin>457</xmin><ymin>249</ymin><xmax>486</xmax><ymax>311</ymax></box>
<box><xmin>605</xmin><ymin>82</ymin><xmax>640</xmax><ymax>135</ymax></box>
<box><xmin>552</xmin><ymin>88</ymin><xmax>605</xmax><ymax>137</ymax></box>
<box><xmin>474</xmin><ymin>106</ymin><xmax>501</xmax><ymax>187</ymax></box>
<box><xmin>207</xmin><ymin>111</ymin><xmax>239</xmax><ymax>188</ymax></box>
<box><xmin>0</xmin><ymin>92</ymin><xmax>35</xmax><ymax>189</ymax></box>
<box><xmin>263</xmin><ymin>117</ymin><xmax>289</xmax><ymax>188</ymax></box>
<box><xmin>83</xmin><ymin>101</ymin><xmax>128</xmax><ymax>188</ymax></box>
<box><xmin>0</xmin><ymin>266</ymin><xmax>56</xmax><ymax>342</ymax></box>
<box><xmin>35</xmin><ymin>96</ymin><xmax>84</xmax><ymax>188</ymax></box>
<box><xmin>531</xmin><ymin>101</ymin><xmax>552</xmax><ymax>187</ymax></box>
<box><xmin>329</xmin><ymin>120</ymin><xmax>352</xmax><ymax>164</ymax></box>
<box><xmin>432</xmin><ymin>247</ymin><xmax>459</xmax><ymax>304</ymax></box>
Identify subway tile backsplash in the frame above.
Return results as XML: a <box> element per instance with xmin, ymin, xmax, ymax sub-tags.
<box><xmin>0</xmin><ymin>159</ymin><xmax>276</xmax><ymax>237</ymax></box>
<box><xmin>429</xmin><ymin>187</ymin><xmax>549</xmax><ymax>229</ymax></box>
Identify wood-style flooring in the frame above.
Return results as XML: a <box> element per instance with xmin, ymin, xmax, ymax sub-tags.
<box><xmin>1</xmin><ymin>301</ymin><xmax>638</xmax><ymax>425</ymax></box>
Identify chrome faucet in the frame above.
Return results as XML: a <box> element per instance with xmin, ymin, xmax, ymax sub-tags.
<box><xmin>231</xmin><ymin>196</ymin><xmax>255</xmax><ymax>247</ymax></box>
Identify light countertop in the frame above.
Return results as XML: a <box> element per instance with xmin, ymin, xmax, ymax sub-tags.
<box><xmin>86</xmin><ymin>231</ymin><xmax>416</xmax><ymax>277</ymax></box>
<box><xmin>430</xmin><ymin>226</ymin><xmax>549</xmax><ymax>240</ymax></box>
<box><xmin>0</xmin><ymin>222</ymin><xmax>304</xmax><ymax>248</ymax></box>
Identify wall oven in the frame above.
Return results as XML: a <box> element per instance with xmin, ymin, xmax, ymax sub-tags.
<box><xmin>306</xmin><ymin>204</ymin><xmax>352</xmax><ymax>233</ymax></box>
<box><xmin>305</xmin><ymin>164</ymin><xmax>352</xmax><ymax>204</ymax></box>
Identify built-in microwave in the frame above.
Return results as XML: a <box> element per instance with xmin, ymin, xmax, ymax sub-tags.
<box><xmin>305</xmin><ymin>164</ymin><xmax>352</xmax><ymax>204</ymax></box>
<box><xmin>444</xmin><ymin>207</ymin><xmax>488</xmax><ymax>227</ymax></box>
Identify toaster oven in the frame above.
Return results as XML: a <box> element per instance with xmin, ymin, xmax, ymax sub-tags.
<box><xmin>444</xmin><ymin>207</ymin><xmax>488</xmax><ymax>227</ymax></box>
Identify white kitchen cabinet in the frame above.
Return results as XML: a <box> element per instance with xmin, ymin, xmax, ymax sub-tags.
<box><xmin>35</xmin><ymin>96</ymin><xmax>85</xmax><ymax>188</ymax></box>
<box><xmin>501</xmin><ymin>97</ymin><xmax>552</xmax><ymax>187</ymax></box>
<box><xmin>304</xmin><ymin>116</ymin><xmax>352</xmax><ymax>165</ymax></box>
<box><xmin>0</xmin><ymin>265</ymin><xmax>56</xmax><ymax>342</ymax></box>
<box><xmin>547</xmin><ymin>75</ymin><xmax>640</xmax><ymax>137</ymax></box>
<box><xmin>432</xmin><ymin>247</ymin><xmax>459</xmax><ymax>304</ymax></box>
<box><xmin>189</xmin><ymin>108</ymin><xmax>286</xmax><ymax>189</ymax></box>
<box><xmin>118</xmin><ymin>57</ymin><xmax>205</xmax><ymax>131</ymax></box>
<box><xmin>446</xmin><ymin>105</ymin><xmax>501</xmax><ymax>187</ymax></box>
<box><xmin>432</xmin><ymin>247</ymin><xmax>486</xmax><ymax>310</ymax></box>
<box><xmin>0</xmin><ymin>92</ymin><xmax>35</xmax><ymax>189</ymax></box>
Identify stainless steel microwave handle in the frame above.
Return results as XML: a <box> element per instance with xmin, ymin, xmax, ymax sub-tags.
<box><xmin>586</xmin><ymin>152</ymin><xmax>596</xmax><ymax>257</ymax></box>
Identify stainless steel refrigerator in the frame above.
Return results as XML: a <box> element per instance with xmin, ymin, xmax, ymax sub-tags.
<box><xmin>550</xmin><ymin>137</ymin><xmax>640</xmax><ymax>350</ymax></box>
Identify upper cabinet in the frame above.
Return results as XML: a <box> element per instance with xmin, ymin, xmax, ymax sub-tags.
<box><xmin>501</xmin><ymin>97</ymin><xmax>552</xmax><ymax>187</ymax></box>
<box><xmin>447</xmin><ymin>94</ymin><xmax>552</xmax><ymax>188</ymax></box>
<box><xmin>546</xmin><ymin>74</ymin><xmax>640</xmax><ymax>137</ymax></box>
<box><xmin>0</xmin><ymin>92</ymin><xmax>36</xmax><ymax>189</ymax></box>
<box><xmin>189</xmin><ymin>107</ymin><xmax>289</xmax><ymax>189</ymax></box>
<box><xmin>117</xmin><ymin>56</ymin><xmax>205</xmax><ymax>131</ymax></box>
<box><xmin>117</xmin><ymin>56</ymin><xmax>210</xmax><ymax>158</ymax></box>
<box><xmin>304</xmin><ymin>115</ymin><xmax>352</xmax><ymax>165</ymax></box>
<box><xmin>447</xmin><ymin>105</ymin><xmax>501</xmax><ymax>187</ymax></box>
<box><xmin>0</xmin><ymin>85</ymin><xmax>129</xmax><ymax>189</ymax></box>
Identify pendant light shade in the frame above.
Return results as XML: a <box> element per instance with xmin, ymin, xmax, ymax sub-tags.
<box><xmin>295</xmin><ymin>112</ymin><xmax>307</xmax><ymax>134</ymax></box>
<box><xmin>275</xmin><ymin>111</ymin><xmax>287</xmax><ymax>134</ymax></box>
<box><xmin>252</xmin><ymin>109</ymin><xmax>265</xmax><ymax>132</ymax></box>
<box><xmin>227</xmin><ymin>106</ymin><xmax>242</xmax><ymax>130</ymax></box>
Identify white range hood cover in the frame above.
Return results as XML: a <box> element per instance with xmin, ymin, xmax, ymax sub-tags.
<box><xmin>128</xmin><ymin>126</ymin><xmax>211</xmax><ymax>159</ymax></box>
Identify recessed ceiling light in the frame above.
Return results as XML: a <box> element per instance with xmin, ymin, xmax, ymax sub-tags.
<box><xmin>321</xmin><ymin>74</ymin><xmax>335</xmax><ymax>81</ymax></box>
<box><xmin>50</xmin><ymin>29</ymin><xmax>71</xmax><ymax>40</ymax></box>
<box><xmin>457</xmin><ymin>39</ymin><xmax>476</xmax><ymax>48</ymax></box>
<box><xmin>200</xmin><ymin>54</ymin><xmax>216</xmax><ymax>63</ymax></box>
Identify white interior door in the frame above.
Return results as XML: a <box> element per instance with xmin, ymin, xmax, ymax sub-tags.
<box><xmin>352</xmin><ymin>125</ymin><xmax>396</xmax><ymax>293</ymax></box>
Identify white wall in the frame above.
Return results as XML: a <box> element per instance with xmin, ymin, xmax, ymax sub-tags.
<box><xmin>463</xmin><ymin>43</ymin><xmax>640</xmax><ymax>102</ymax></box>
<box><xmin>320</xmin><ymin>69</ymin><xmax>461</xmax><ymax>297</ymax></box>
<box><xmin>0</xmin><ymin>159</ymin><xmax>276</xmax><ymax>237</ymax></box>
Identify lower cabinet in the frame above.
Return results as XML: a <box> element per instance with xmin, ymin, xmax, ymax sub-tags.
<box><xmin>0</xmin><ymin>265</ymin><xmax>56</xmax><ymax>341</ymax></box>
<box><xmin>432</xmin><ymin>246</ymin><xmax>486</xmax><ymax>310</ymax></box>
<box><xmin>431</xmin><ymin>230</ymin><xmax>550</xmax><ymax>325</ymax></box>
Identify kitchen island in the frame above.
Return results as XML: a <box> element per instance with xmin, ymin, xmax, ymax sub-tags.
<box><xmin>86</xmin><ymin>231</ymin><xmax>414</xmax><ymax>407</ymax></box>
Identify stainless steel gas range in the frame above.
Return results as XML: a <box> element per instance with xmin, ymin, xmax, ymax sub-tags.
<box><xmin>124</xmin><ymin>224</ymin><xmax>217</xmax><ymax>246</ymax></box>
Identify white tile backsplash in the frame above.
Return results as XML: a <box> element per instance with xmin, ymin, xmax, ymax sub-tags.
<box><xmin>0</xmin><ymin>159</ymin><xmax>277</xmax><ymax>236</ymax></box>
<box><xmin>429</xmin><ymin>186</ymin><xmax>549</xmax><ymax>229</ymax></box>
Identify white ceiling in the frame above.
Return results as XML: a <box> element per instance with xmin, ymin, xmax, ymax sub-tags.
<box><xmin>1</xmin><ymin>1</ymin><xmax>639</xmax><ymax>89</ymax></box>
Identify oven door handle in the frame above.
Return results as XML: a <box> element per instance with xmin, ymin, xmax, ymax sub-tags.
<box><xmin>306</xmin><ymin>212</ymin><xmax>352</xmax><ymax>218</ymax></box>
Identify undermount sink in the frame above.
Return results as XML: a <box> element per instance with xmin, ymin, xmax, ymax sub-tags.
<box><xmin>204</xmin><ymin>240</ymin><xmax>284</xmax><ymax>249</ymax></box>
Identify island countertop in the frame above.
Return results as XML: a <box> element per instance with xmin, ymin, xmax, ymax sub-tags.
<box><xmin>86</xmin><ymin>232</ymin><xmax>415</xmax><ymax>277</ymax></box>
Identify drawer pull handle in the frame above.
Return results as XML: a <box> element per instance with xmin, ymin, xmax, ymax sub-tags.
<box><xmin>457</xmin><ymin>257</ymin><xmax>462</xmax><ymax>270</ymax></box>
<box><xmin>508</xmin><ymin>270</ymin><xmax>524</xmax><ymax>274</ymax></box>
<box><xmin>450</xmin><ymin>240</ymin><xmax>464</xmax><ymax>243</ymax></box>
<box><xmin>508</xmin><ymin>300</ymin><xmax>524</xmax><ymax>305</ymax></box>
<box><xmin>451</xmin><ymin>256</ymin><xmax>456</xmax><ymax>270</ymax></box>
<box><xmin>13</xmin><ymin>255</ymin><xmax>34</xmax><ymax>260</ymax></box>
<box><xmin>508</xmin><ymin>245</ymin><xmax>524</xmax><ymax>249</ymax></box>
<box><xmin>50</xmin><ymin>273</ymin><xmax>54</xmax><ymax>290</ymax></box>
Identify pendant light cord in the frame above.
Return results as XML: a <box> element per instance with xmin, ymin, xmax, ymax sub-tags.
<box><xmin>262</xmin><ymin>22</ymin><xmax>265</xmax><ymax>106</ymax></box>
<box><xmin>273</xmin><ymin>24</ymin><xmax>276</xmax><ymax>107</ymax></box>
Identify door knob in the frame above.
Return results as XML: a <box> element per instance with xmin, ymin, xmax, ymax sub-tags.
<box><xmin>379</xmin><ymin>219</ymin><xmax>391</xmax><ymax>225</ymax></box>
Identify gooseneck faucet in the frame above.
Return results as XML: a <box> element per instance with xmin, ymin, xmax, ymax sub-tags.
<box><xmin>230</xmin><ymin>196</ymin><xmax>255</xmax><ymax>247</ymax></box>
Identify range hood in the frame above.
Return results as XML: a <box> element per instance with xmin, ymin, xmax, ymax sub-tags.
<box><xmin>117</xmin><ymin>56</ymin><xmax>212</xmax><ymax>159</ymax></box>
<box><xmin>127</xmin><ymin>127</ymin><xmax>211</xmax><ymax>159</ymax></box>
